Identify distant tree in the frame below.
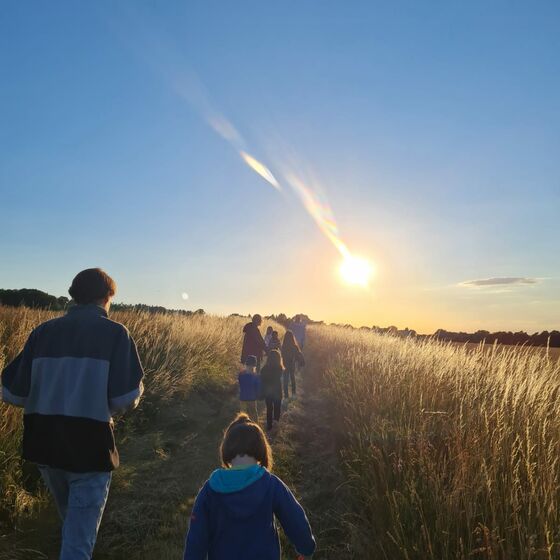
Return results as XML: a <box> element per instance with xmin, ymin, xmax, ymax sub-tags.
<box><xmin>0</xmin><ymin>289</ymin><xmax>68</xmax><ymax>310</ymax></box>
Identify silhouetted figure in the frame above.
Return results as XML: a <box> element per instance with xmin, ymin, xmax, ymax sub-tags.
<box><xmin>264</xmin><ymin>326</ymin><xmax>273</xmax><ymax>349</ymax></box>
<box><xmin>267</xmin><ymin>330</ymin><xmax>281</xmax><ymax>353</ymax></box>
<box><xmin>238</xmin><ymin>355</ymin><xmax>260</xmax><ymax>421</ymax></box>
<box><xmin>281</xmin><ymin>331</ymin><xmax>305</xmax><ymax>399</ymax></box>
<box><xmin>260</xmin><ymin>350</ymin><xmax>284</xmax><ymax>431</ymax></box>
<box><xmin>241</xmin><ymin>314</ymin><xmax>267</xmax><ymax>371</ymax></box>
<box><xmin>290</xmin><ymin>315</ymin><xmax>306</xmax><ymax>349</ymax></box>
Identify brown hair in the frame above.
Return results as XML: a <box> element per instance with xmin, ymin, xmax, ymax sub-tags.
<box><xmin>266</xmin><ymin>349</ymin><xmax>284</xmax><ymax>369</ymax></box>
<box><xmin>282</xmin><ymin>330</ymin><xmax>300</xmax><ymax>353</ymax></box>
<box><xmin>220</xmin><ymin>413</ymin><xmax>273</xmax><ymax>470</ymax></box>
<box><xmin>69</xmin><ymin>268</ymin><xmax>117</xmax><ymax>305</ymax></box>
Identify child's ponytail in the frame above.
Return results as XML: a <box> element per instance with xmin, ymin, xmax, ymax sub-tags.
<box><xmin>220</xmin><ymin>413</ymin><xmax>274</xmax><ymax>470</ymax></box>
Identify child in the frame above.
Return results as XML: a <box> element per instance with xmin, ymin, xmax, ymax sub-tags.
<box><xmin>260</xmin><ymin>350</ymin><xmax>284</xmax><ymax>431</ymax></box>
<box><xmin>264</xmin><ymin>326</ymin><xmax>273</xmax><ymax>349</ymax></box>
<box><xmin>281</xmin><ymin>331</ymin><xmax>305</xmax><ymax>399</ymax></box>
<box><xmin>183</xmin><ymin>413</ymin><xmax>316</xmax><ymax>559</ymax></box>
<box><xmin>267</xmin><ymin>330</ymin><xmax>281</xmax><ymax>353</ymax></box>
<box><xmin>238</xmin><ymin>355</ymin><xmax>260</xmax><ymax>421</ymax></box>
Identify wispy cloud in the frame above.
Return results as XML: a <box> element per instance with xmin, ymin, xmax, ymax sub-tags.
<box><xmin>459</xmin><ymin>277</ymin><xmax>539</xmax><ymax>288</ymax></box>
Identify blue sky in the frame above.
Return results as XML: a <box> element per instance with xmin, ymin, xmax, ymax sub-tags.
<box><xmin>1</xmin><ymin>1</ymin><xmax>559</xmax><ymax>333</ymax></box>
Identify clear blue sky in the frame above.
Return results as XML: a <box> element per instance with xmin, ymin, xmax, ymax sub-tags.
<box><xmin>1</xmin><ymin>1</ymin><xmax>559</xmax><ymax>333</ymax></box>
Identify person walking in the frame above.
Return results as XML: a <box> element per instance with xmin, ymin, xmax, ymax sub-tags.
<box><xmin>259</xmin><ymin>350</ymin><xmax>284</xmax><ymax>431</ymax></box>
<box><xmin>263</xmin><ymin>326</ymin><xmax>273</xmax><ymax>350</ymax></box>
<box><xmin>290</xmin><ymin>315</ymin><xmax>307</xmax><ymax>349</ymax></box>
<box><xmin>267</xmin><ymin>331</ymin><xmax>281</xmax><ymax>353</ymax></box>
<box><xmin>281</xmin><ymin>331</ymin><xmax>304</xmax><ymax>399</ymax></box>
<box><xmin>238</xmin><ymin>355</ymin><xmax>260</xmax><ymax>421</ymax></box>
<box><xmin>1</xmin><ymin>268</ymin><xmax>144</xmax><ymax>560</ymax></box>
<box><xmin>241</xmin><ymin>314</ymin><xmax>267</xmax><ymax>371</ymax></box>
<box><xmin>183</xmin><ymin>413</ymin><xmax>316</xmax><ymax>559</ymax></box>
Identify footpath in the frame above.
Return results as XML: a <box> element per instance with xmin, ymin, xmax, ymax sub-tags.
<box><xmin>5</xmin><ymin>341</ymin><xmax>350</xmax><ymax>559</ymax></box>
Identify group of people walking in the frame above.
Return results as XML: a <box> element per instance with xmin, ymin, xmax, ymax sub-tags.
<box><xmin>1</xmin><ymin>268</ymin><xmax>315</xmax><ymax>559</ymax></box>
<box><xmin>238</xmin><ymin>314</ymin><xmax>306</xmax><ymax>431</ymax></box>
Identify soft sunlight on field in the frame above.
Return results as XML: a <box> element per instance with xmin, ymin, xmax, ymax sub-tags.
<box><xmin>308</xmin><ymin>324</ymin><xmax>560</xmax><ymax>558</ymax></box>
<box><xmin>339</xmin><ymin>254</ymin><xmax>374</xmax><ymax>287</ymax></box>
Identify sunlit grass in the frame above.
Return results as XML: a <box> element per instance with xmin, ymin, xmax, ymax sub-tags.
<box><xmin>307</xmin><ymin>325</ymin><xmax>560</xmax><ymax>559</ymax></box>
<box><xmin>0</xmin><ymin>305</ymin><xmax>250</xmax><ymax>527</ymax></box>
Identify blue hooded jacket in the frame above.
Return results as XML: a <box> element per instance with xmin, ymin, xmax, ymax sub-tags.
<box><xmin>184</xmin><ymin>465</ymin><xmax>315</xmax><ymax>559</ymax></box>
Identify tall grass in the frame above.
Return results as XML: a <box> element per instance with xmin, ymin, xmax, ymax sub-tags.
<box><xmin>0</xmin><ymin>305</ymin><xmax>249</xmax><ymax>526</ymax></box>
<box><xmin>308</xmin><ymin>325</ymin><xmax>560</xmax><ymax>559</ymax></box>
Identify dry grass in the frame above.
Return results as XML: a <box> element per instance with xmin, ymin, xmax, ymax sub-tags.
<box><xmin>307</xmin><ymin>325</ymin><xmax>560</xmax><ymax>559</ymax></box>
<box><xmin>0</xmin><ymin>306</ymin><xmax>248</xmax><ymax>528</ymax></box>
<box><xmin>1</xmin><ymin>305</ymin><xmax>287</xmax><ymax>558</ymax></box>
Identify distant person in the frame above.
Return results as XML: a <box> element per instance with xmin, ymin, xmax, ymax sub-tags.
<box><xmin>291</xmin><ymin>315</ymin><xmax>307</xmax><ymax>349</ymax></box>
<box><xmin>241</xmin><ymin>314</ymin><xmax>267</xmax><ymax>371</ymax></box>
<box><xmin>281</xmin><ymin>331</ymin><xmax>305</xmax><ymax>399</ymax></box>
<box><xmin>238</xmin><ymin>355</ymin><xmax>260</xmax><ymax>421</ymax></box>
<box><xmin>264</xmin><ymin>326</ymin><xmax>273</xmax><ymax>350</ymax></box>
<box><xmin>183</xmin><ymin>413</ymin><xmax>316</xmax><ymax>560</ymax></box>
<box><xmin>260</xmin><ymin>350</ymin><xmax>284</xmax><ymax>432</ymax></box>
<box><xmin>267</xmin><ymin>330</ymin><xmax>281</xmax><ymax>353</ymax></box>
<box><xmin>1</xmin><ymin>268</ymin><xmax>144</xmax><ymax>560</ymax></box>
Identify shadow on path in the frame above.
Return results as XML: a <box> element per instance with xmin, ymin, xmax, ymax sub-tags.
<box><xmin>273</xmin><ymin>358</ymin><xmax>352</xmax><ymax>559</ymax></box>
<box><xmin>3</xmin><ymin>389</ymin><xmax>237</xmax><ymax>560</ymax></box>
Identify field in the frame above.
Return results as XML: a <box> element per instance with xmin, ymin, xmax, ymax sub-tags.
<box><xmin>305</xmin><ymin>326</ymin><xmax>560</xmax><ymax>559</ymax></box>
<box><xmin>2</xmin><ymin>306</ymin><xmax>560</xmax><ymax>559</ymax></box>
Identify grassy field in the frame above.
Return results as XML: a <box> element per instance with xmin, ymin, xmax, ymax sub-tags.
<box><xmin>305</xmin><ymin>325</ymin><xmax>560</xmax><ymax>559</ymax></box>
<box><xmin>0</xmin><ymin>305</ymin><xmax>283</xmax><ymax>559</ymax></box>
<box><xmin>2</xmin><ymin>306</ymin><xmax>560</xmax><ymax>559</ymax></box>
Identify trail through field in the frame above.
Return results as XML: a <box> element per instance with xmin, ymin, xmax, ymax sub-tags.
<box><xmin>272</xmin><ymin>357</ymin><xmax>352</xmax><ymax>559</ymax></box>
<box><xmin>6</xmin><ymin>388</ymin><xmax>238</xmax><ymax>560</ymax></box>
<box><xmin>5</xmin><ymin>335</ymin><xmax>349</xmax><ymax>560</ymax></box>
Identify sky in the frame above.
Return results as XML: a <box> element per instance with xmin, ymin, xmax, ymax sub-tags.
<box><xmin>1</xmin><ymin>1</ymin><xmax>559</xmax><ymax>334</ymax></box>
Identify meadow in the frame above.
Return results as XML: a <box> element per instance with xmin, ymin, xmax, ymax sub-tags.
<box><xmin>0</xmin><ymin>305</ymin><xmax>253</xmax><ymax>558</ymax></box>
<box><xmin>2</xmin><ymin>306</ymin><xmax>560</xmax><ymax>559</ymax></box>
<box><xmin>305</xmin><ymin>325</ymin><xmax>560</xmax><ymax>559</ymax></box>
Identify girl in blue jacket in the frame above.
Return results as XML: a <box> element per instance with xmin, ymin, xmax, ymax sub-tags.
<box><xmin>183</xmin><ymin>413</ymin><xmax>316</xmax><ymax>559</ymax></box>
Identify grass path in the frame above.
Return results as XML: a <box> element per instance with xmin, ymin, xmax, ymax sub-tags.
<box><xmin>4</xmin><ymin>387</ymin><xmax>238</xmax><ymax>560</ymax></box>
<box><xmin>273</xmin><ymin>358</ymin><xmax>352</xmax><ymax>559</ymax></box>
<box><xmin>4</xmin><ymin>337</ymin><xmax>352</xmax><ymax>559</ymax></box>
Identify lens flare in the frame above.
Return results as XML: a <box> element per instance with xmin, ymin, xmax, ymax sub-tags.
<box><xmin>284</xmin><ymin>173</ymin><xmax>350</xmax><ymax>258</ymax></box>
<box><xmin>239</xmin><ymin>151</ymin><xmax>281</xmax><ymax>190</ymax></box>
<box><xmin>113</xmin><ymin>8</ymin><xmax>376</xmax><ymax>288</ymax></box>
<box><xmin>339</xmin><ymin>255</ymin><xmax>374</xmax><ymax>287</ymax></box>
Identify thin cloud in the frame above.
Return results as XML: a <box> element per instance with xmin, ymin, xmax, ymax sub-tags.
<box><xmin>460</xmin><ymin>277</ymin><xmax>539</xmax><ymax>288</ymax></box>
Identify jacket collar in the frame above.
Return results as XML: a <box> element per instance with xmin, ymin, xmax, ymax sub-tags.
<box><xmin>67</xmin><ymin>303</ymin><xmax>108</xmax><ymax>318</ymax></box>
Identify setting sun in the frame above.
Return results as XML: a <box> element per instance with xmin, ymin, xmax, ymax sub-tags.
<box><xmin>339</xmin><ymin>254</ymin><xmax>374</xmax><ymax>287</ymax></box>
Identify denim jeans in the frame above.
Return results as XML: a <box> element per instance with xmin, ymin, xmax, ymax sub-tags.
<box><xmin>38</xmin><ymin>466</ymin><xmax>112</xmax><ymax>560</ymax></box>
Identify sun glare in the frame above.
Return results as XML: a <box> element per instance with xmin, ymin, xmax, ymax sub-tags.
<box><xmin>339</xmin><ymin>254</ymin><xmax>374</xmax><ymax>287</ymax></box>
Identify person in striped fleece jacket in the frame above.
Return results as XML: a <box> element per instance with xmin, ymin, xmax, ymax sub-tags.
<box><xmin>1</xmin><ymin>268</ymin><xmax>144</xmax><ymax>560</ymax></box>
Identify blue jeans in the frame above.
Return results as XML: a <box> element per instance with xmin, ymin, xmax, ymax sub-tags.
<box><xmin>38</xmin><ymin>466</ymin><xmax>112</xmax><ymax>560</ymax></box>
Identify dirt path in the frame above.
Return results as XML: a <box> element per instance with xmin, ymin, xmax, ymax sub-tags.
<box><xmin>4</xmin><ymin>388</ymin><xmax>238</xmax><ymax>560</ymax></box>
<box><xmin>4</xmin><ymin>341</ymin><xmax>349</xmax><ymax>559</ymax></box>
<box><xmin>273</xmin><ymin>360</ymin><xmax>351</xmax><ymax>559</ymax></box>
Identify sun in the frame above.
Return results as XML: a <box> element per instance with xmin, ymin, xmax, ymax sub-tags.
<box><xmin>339</xmin><ymin>254</ymin><xmax>374</xmax><ymax>287</ymax></box>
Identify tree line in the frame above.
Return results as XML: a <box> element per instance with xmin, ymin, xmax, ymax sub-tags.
<box><xmin>0</xmin><ymin>289</ymin><xmax>205</xmax><ymax>316</ymax></box>
<box><xmin>1</xmin><ymin>289</ymin><xmax>557</xmax><ymax>348</ymax></box>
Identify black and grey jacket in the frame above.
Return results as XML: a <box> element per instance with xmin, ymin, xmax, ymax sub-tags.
<box><xmin>1</xmin><ymin>304</ymin><xmax>144</xmax><ymax>472</ymax></box>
